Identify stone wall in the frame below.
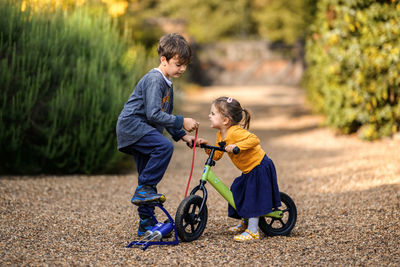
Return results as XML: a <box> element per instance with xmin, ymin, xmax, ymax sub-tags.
<box><xmin>188</xmin><ymin>40</ymin><xmax>304</xmax><ymax>86</ymax></box>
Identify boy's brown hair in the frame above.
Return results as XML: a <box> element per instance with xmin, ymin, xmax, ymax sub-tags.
<box><xmin>157</xmin><ymin>33</ymin><xmax>192</xmax><ymax>65</ymax></box>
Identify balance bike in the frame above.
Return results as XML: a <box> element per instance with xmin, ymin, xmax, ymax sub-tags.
<box><xmin>175</xmin><ymin>143</ymin><xmax>297</xmax><ymax>242</ymax></box>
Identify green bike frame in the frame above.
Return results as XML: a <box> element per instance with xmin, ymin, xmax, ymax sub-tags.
<box><xmin>202</xmin><ymin>165</ymin><xmax>236</xmax><ymax>209</ymax></box>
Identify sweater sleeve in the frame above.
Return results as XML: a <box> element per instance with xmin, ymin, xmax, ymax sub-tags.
<box><xmin>204</xmin><ymin>133</ymin><xmax>224</xmax><ymax>161</ymax></box>
<box><xmin>205</xmin><ymin>148</ymin><xmax>224</xmax><ymax>161</ymax></box>
<box><xmin>230</xmin><ymin>127</ymin><xmax>260</xmax><ymax>150</ymax></box>
<box><xmin>166</xmin><ymin>123</ymin><xmax>186</xmax><ymax>142</ymax></box>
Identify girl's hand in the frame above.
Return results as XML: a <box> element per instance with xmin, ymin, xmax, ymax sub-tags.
<box><xmin>181</xmin><ymin>135</ymin><xmax>208</xmax><ymax>148</ymax></box>
<box><xmin>196</xmin><ymin>138</ymin><xmax>209</xmax><ymax>146</ymax></box>
<box><xmin>225</xmin><ymin>144</ymin><xmax>237</xmax><ymax>153</ymax></box>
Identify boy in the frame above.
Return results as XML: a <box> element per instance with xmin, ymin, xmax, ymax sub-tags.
<box><xmin>116</xmin><ymin>33</ymin><xmax>199</xmax><ymax>236</ymax></box>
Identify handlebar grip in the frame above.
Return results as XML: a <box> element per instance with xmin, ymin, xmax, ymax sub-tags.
<box><xmin>200</xmin><ymin>143</ymin><xmax>240</xmax><ymax>154</ymax></box>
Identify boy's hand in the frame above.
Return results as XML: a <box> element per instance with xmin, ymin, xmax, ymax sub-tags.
<box><xmin>181</xmin><ymin>135</ymin><xmax>195</xmax><ymax>148</ymax></box>
<box><xmin>225</xmin><ymin>144</ymin><xmax>237</xmax><ymax>153</ymax></box>
<box><xmin>183</xmin><ymin>118</ymin><xmax>199</xmax><ymax>132</ymax></box>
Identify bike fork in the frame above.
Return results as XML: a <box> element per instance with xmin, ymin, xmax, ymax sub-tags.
<box><xmin>190</xmin><ymin>180</ymin><xmax>208</xmax><ymax>215</ymax></box>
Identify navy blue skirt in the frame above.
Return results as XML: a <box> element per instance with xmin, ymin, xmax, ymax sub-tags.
<box><xmin>228</xmin><ymin>155</ymin><xmax>281</xmax><ymax>219</ymax></box>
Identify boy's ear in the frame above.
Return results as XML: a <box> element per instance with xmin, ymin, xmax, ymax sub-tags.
<box><xmin>160</xmin><ymin>56</ymin><xmax>167</xmax><ymax>65</ymax></box>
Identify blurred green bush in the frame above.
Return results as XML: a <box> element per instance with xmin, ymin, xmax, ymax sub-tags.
<box><xmin>0</xmin><ymin>1</ymin><xmax>147</xmax><ymax>174</ymax></box>
<box><xmin>303</xmin><ymin>0</ymin><xmax>400</xmax><ymax>140</ymax></box>
<box><xmin>251</xmin><ymin>0</ymin><xmax>317</xmax><ymax>44</ymax></box>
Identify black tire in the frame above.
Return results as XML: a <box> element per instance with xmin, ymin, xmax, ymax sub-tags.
<box><xmin>259</xmin><ymin>192</ymin><xmax>297</xmax><ymax>236</ymax></box>
<box><xmin>175</xmin><ymin>195</ymin><xmax>208</xmax><ymax>242</ymax></box>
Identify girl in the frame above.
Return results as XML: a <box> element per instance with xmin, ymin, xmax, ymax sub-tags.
<box><xmin>201</xmin><ymin>96</ymin><xmax>281</xmax><ymax>241</ymax></box>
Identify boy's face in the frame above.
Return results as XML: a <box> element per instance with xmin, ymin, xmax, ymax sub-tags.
<box><xmin>160</xmin><ymin>55</ymin><xmax>187</xmax><ymax>79</ymax></box>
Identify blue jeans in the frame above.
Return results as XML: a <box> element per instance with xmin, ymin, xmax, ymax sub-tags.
<box><xmin>122</xmin><ymin>130</ymin><xmax>174</xmax><ymax>218</ymax></box>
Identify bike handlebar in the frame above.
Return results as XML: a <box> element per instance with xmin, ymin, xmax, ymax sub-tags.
<box><xmin>200</xmin><ymin>144</ymin><xmax>240</xmax><ymax>155</ymax></box>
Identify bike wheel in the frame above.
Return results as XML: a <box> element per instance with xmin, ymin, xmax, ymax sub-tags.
<box><xmin>259</xmin><ymin>192</ymin><xmax>297</xmax><ymax>236</ymax></box>
<box><xmin>175</xmin><ymin>195</ymin><xmax>208</xmax><ymax>242</ymax></box>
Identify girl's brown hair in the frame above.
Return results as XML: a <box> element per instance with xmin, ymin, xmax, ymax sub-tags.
<box><xmin>213</xmin><ymin>96</ymin><xmax>251</xmax><ymax>129</ymax></box>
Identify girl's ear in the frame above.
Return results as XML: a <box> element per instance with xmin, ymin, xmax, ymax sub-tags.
<box><xmin>223</xmin><ymin>116</ymin><xmax>230</xmax><ymax>126</ymax></box>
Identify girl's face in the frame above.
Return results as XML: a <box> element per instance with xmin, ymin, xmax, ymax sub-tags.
<box><xmin>209</xmin><ymin>104</ymin><xmax>228</xmax><ymax>130</ymax></box>
<box><xmin>160</xmin><ymin>55</ymin><xmax>187</xmax><ymax>79</ymax></box>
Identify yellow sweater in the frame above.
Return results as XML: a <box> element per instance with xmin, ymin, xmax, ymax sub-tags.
<box><xmin>208</xmin><ymin>125</ymin><xmax>265</xmax><ymax>174</ymax></box>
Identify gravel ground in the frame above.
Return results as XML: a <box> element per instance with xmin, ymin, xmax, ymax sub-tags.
<box><xmin>1</xmin><ymin>85</ymin><xmax>400</xmax><ymax>266</ymax></box>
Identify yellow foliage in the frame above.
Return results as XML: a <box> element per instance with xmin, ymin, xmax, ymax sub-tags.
<box><xmin>328</xmin><ymin>34</ymin><xmax>339</xmax><ymax>45</ymax></box>
<box><xmin>369</xmin><ymin>115</ymin><xmax>376</xmax><ymax>123</ymax></box>
<box><xmin>356</xmin><ymin>71</ymin><xmax>364</xmax><ymax>85</ymax></box>
<box><xmin>101</xmin><ymin>0</ymin><xmax>128</xmax><ymax>17</ymax></box>
<box><xmin>21</xmin><ymin>0</ymin><xmax>85</xmax><ymax>12</ymax></box>
<box><xmin>305</xmin><ymin>0</ymin><xmax>400</xmax><ymax>140</ymax></box>
<box><xmin>369</xmin><ymin>82</ymin><xmax>377</xmax><ymax>93</ymax></box>
<box><xmin>382</xmin><ymin>91</ymin><xmax>388</xmax><ymax>100</ymax></box>
<box><xmin>344</xmin><ymin>14</ymin><xmax>351</xmax><ymax>23</ymax></box>
<box><xmin>391</xmin><ymin>47</ymin><xmax>399</xmax><ymax>56</ymax></box>
<box><xmin>20</xmin><ymin>0</ymin><xmax>127</xmax><ymax>17</ymax></box>
<box><xmin>362</xmin><ymin>125</ymin><xmax>376</xmax><ymax>140</ymax></box>
<box><xmin>372</xmin><ymin>98</ymin><xmax>377</xmax><ymax>108</ymax></box>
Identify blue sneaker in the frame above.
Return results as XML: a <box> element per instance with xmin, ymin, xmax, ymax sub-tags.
<box><xmin>137</xmin><ymin>217</ymin><xmax>157</xmax><ymax>236</ymax></box>
<box><xmin>131</xmin><ymin>185</ymin><xmax>166</xmax><ymax>206</ymax></box>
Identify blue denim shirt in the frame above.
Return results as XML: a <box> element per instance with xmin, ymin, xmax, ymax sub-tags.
<box><xmin>116</xmin><ymin>69</ymin><xmax>186</xmax><ymax>150</ymax></box>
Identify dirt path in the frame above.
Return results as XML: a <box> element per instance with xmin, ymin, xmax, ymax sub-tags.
<box><xmin>1</xmin><ymin>85</ymin><xmax>400</xmax><ymax>266</ymax></box>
